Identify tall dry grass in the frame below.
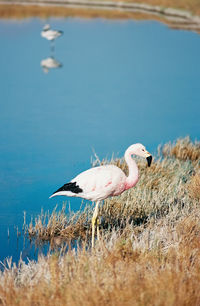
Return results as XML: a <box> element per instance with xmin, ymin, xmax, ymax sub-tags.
<box><xmin>0</xmin><ymin>137</ymin><xmax>200</xmax><ymax>306</ymax></box>
<box><xmin>126</xmin><ymin>0</ymin><xmax>200</xmax><ymax>15</ymax></box>
<box><xmin>0</xmin><ymin>0</ymin><xmax>200</xmax><ymax>18</ymax></box>
<box><xmin>0</xmin><ymin>3</ymin><xmax>185</xmax><ymax>21</ymax></box>
<box><xmin>163</xmin><ymin>136</ymin><xmax>200</xmax><ymax>161</ymax></box>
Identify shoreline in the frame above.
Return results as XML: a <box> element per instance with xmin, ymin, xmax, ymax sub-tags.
<box><xmin>0</xmin><ymin>0</ymin><xmax>200</xmax><ymax>33</ymax></box>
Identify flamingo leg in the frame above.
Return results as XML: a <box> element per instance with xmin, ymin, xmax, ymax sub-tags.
<box><xmin>92</xmin><ymin>201</ymin><xmax>100</xmax><ymax>248</ymax></box>
<box><xmin>97</xmin><ymin>218</ymin><xmax>100</xmax><ymax>241</ymax></box>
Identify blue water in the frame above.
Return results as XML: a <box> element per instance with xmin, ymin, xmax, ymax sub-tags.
<box><xmin>0</xmin><ymin>17</ymin><xmax>199</xmax><ymax>263</ymax></box>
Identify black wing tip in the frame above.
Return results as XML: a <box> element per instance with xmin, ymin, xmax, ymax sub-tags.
<box><xmin>52</xmin><ymin>182</ymin><xmax>83</xmax><ymax>195</ymax></box>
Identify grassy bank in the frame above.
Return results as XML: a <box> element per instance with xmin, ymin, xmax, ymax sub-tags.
<box><xmin>0</xmin><ymin>1</ymin><xmax>200</xmax><ymax>19</ymax></box>
<box><xmin>127</xmin><ymin>0</ymin><xmax>200</xmax><ymax>15</ymax></box>
<box><xmin>0</xmin><ymin>137</ymin><xmax>200</xmax><ymax>305</ymax></box>
<box><xmin>0</xmin><ymin>0</ymin><xmax>200</xmax><ymax>17</ymax></box>
<box><xmin>0</xmin><ymin>3</ymin><xmax>170</xmax><ymax>20</ymax></box>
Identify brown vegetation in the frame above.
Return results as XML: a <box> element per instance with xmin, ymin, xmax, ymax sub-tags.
<box><xmin>0</xmin><ymin>3</ymin><xmax>170</xmax><ymax>20</ymax></box>
<box><xmin>125</xmin><ymin>0</ymin><xmax>200</xmax><ymax>15</ymax></box>
<box><xmin>0</xmin><ymin>137</ymin><xmax>200</xmax><ymax>305</ymax></box>
<box><xmin>188</xmin><ymin>173</ymin><xmax>200</xmax><ymax>200</ymax></box>
<box><xmin>163</xmin><ymin>136</ymin><xmax>200</xmax><ymax>161</ymax></box>
<box><xmin>0</xmin><ymin>215</ymin><xmax>200</xmax><ymax>305</ymax></box>
<box><xmin>0</xmin><ymin>0</ymin><xmax>200</xmax><ymax>18</ymax></box>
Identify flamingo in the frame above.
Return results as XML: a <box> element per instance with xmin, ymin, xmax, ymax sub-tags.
<box><xmin>50</xmin><ymin>143</ymin><xmax>152</xmax><ymax>247</ymax></box>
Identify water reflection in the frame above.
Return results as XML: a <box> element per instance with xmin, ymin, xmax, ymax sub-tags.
<box><xmin>40</xmin><ymin>24</ymin><xmax>63</xmax><ymax>73</ymax></box>
<box><xmin>40</xmin><ymin>56</ymin><xmax>62</xmax><ymax>73</ymax></box>
<box><xmin>41</xmin><ymin>24</ymin><xmax>63</xmax><ymax>52</ymax></box>
<box><xmin>41</xmin><ymin>24</ymin><xmax>63</xmax><ymax>42</ymax></box>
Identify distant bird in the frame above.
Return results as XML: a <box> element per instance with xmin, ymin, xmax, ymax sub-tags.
<box><xmin>50</xmin><ymin>143</ymin><xmax>152</xmax><ymax>247</ymax></box>
<box><xmin>41</xmin><ymin>24</ymin><xmax>63</xmax><ymax>42</ymax></box>
<box><xmin>40</xmin><ymin>56</ymin><xmax>62</xmax><ymax>74</ymax></box>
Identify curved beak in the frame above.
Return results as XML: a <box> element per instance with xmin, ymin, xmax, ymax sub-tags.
<box><xmin>145</xmin><ymin>151</ymin><xmax>152</xmax><ymax>167</ymax></box>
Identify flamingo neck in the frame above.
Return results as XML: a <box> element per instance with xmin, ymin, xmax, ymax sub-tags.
<box><xmin>124</xmin><ymin>150</ymin><xmax>139</xmax><ymax>190</ymax></box>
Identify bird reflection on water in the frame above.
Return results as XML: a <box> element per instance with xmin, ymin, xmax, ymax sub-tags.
<box><xmin>41</xmin><ymin>56</ymin><xmax>62</xmax><ymax>74</ymax></box>
<box><xmin>40</xmin><ymin>24</ymin><xmax>63</xmax><ymax>74</ymax></box>
<box><xmin>41</xmin><ymin>24</ymin><xmax>63</xmax><ymax>52</ymax></box>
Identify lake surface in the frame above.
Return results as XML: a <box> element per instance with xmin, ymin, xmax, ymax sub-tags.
<box><xmin>0</xmin><ymin>17</ymin><xmax>199</xmax><ymax>263</ymax></box>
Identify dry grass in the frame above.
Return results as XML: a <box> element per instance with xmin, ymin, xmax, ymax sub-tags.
<box><xmin>0</xmin><ymin>0</ymin><xmax>200</xmax><ymax>18</ymax></box>
<box><xmin>125</xmin><ymin>0</ymin><xmax>200</xmax><ymax>15</ymax></box>
<box><xmin>163</xmin><ymin>136</ymin><xmax>200</xmax><ymax>162</ymax></box>
<box><xmin>188</xmin><ymin>173</ymin><xmax>200</xmax><ymax>200</ymax></box>
<box><xmin>0</xmin><ymin>3</ymin><xmax>140</xmax><ymax>19</ymax></box>
<box><xmin>0</xmin><ymin>1</ymin><xmax>200</xmax><ymax>21</ymax></box>
<box><xmin>0</xmin><ymin>137</ymin><xmax>200</xmax><ymax>306</ymax></box>
<box><xmin>0</xmin><ymin>216</ymin><xmax>200</xmax><ymax>305</ymax></box>
<box><xmin>0</xmin><ymin>3</ymin><xmax>176</xmax><ymax>21</ymax></box>
<box><xmin>27</xmin><ymin>205</ymin><xmax>92</xmax><ymax>244</ymax></box>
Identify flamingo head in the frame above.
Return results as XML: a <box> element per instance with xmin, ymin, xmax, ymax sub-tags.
<box><xmin>127</xmin><ymin>143</ymin><xmax>152</xmax><ymax>167</ymax></box>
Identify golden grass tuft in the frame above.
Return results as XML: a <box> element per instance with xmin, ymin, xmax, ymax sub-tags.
<box><xmin>162</xmin><ymin>136</ymin><xmax>200</xmax><ymax>162</ymax></box>
<box><xmin>188</xmin><ymin>172</ymin><xmax>200</xmax><ymax>200</ymax></box>
<box><xmin>127</xmin><ymin>0</ymin><xmax>200</xmax><ymax>15</ymax></box>
<box><xmin>0</xmin><ymin>137</ymin><xmax>200</xmax><ymax>305</ymax></box>
<box><xmin>26</xmin><ymin>205</ymin><xmax>93</xmax><ymax>245</ymax></box>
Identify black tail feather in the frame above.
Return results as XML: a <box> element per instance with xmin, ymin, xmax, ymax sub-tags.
<box><xmin>52</xmin><ymin>182</ymin><xmax>83</xmax><ymax>195</ymax></box>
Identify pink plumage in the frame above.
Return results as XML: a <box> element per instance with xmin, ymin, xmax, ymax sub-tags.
<box><xmin>50</xmin><ymin>143</ymin><xmax>152</xmax><ymax>247</ymax></box>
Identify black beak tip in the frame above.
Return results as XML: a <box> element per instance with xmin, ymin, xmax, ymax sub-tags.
<box><xmin>146</xmin><ymin>155</ymin><xmax>152</xmax><ymax>167</ymax></box>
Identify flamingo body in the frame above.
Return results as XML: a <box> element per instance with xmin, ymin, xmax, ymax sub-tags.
<box><xmin>50</xmin><ymin>165</ymin><xmax>128</xmax><ymax>201</ymax></box>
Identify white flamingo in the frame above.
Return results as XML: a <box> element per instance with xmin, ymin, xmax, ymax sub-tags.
<box><xmin>50</xmin><ymin>143</ymin><xmax>152</xmax><ymax>247</ymax></box>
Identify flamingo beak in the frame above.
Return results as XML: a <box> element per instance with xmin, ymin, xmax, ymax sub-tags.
<box><xmin>145</xmin><ymin>152</ymin><xmax>152</xmax><ymax>167</ymax></box>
